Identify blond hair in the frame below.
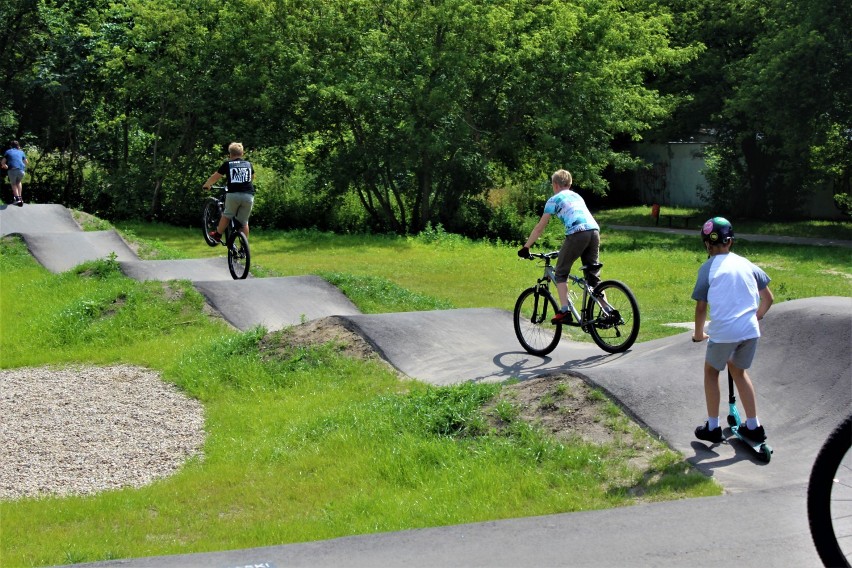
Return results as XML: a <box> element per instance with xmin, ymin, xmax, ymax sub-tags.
<box><xmin>228</xmin><ymin>142</ymin><xmax>244</xmax><ymax>158</ymax></box>
<box><xmin>551</xmin><ymin>169</ymin><xmax>572</xmax><ymax>188</ymax></box>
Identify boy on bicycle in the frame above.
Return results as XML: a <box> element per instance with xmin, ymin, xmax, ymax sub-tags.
<box><xmin>518</xmin><ymin>169</ymin><xmax>601</xmax><ymax>323</ymax></box>
<box><xmin>692</xmin><ymin>217</ymin><xmax>774</xmax><ymax>444</ymax></box>
<box><xmin>202</xmin><ymin>142</ymin><xmax>255</xmax><ymax>241</ymax></box>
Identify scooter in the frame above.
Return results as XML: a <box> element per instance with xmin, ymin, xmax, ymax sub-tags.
<box><xmin>726</xmin><ymin>369</ymin><xmax>773</xmax><ymax>462</ymax></box>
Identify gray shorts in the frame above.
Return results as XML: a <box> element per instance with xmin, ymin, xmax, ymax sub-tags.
<box><xmin>7</xmin><ymin>169</ymin><xmax>24</xmax><ymax>184</ymax></box>
<box><xmin>706</xmin><ymin>338</ymin><xmax>759</xmax><ymax>371</ymax></box>
<box><xmin>222</xmin><ymin>192</ymin><xmax>254</xmax><ymax>225</ymax></box>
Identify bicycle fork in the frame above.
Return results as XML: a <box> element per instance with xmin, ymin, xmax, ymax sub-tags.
<box><xmin>532</xmin><ymin>282</ymin><xmax>582</xmax><ymax>326</ymax></box>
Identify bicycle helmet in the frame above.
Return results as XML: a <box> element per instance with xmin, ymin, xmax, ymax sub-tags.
<box><xmin>701</xmin><ymin>217</ymin><xmax>734</xmax><ymax>244</ymax></box>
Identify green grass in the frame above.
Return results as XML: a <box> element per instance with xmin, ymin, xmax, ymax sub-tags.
<box><xmin>2</xmin><ymin>208</ymin><xmax>850</xmax><ymax>566</ymax></box>
<box><xmin>594</xmin><ymin>205</ymin><xmax>852</xmax><ymax>240</ymax></box>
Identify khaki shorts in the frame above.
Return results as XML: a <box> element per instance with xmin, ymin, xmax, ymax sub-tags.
<box><xmin>222</xmin><ymin>192</ymin><xmax>254</xmax><ymax>225</ymax></box>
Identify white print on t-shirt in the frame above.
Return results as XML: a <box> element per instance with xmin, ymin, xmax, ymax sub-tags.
<box><xmin>230</xmin><ymin>165</ymin><xmax>251</xmax><ymax>184</ymax></box>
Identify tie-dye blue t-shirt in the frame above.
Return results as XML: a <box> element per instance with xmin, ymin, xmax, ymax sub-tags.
<box><xmin>544</xmin><ymin>190</ymin><xmax>599</xmax><ymax>235</ymax></box>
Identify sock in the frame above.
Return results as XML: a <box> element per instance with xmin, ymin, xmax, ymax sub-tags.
<box><xmin>708</xmin><ymin>417</ymin><xmax>720</xmax><ymax>430</ymax></box>
<box><xmin>746</xmin><ymin>417</ymin><xmax>760</xmax><ymax>430</ymax></box>
<box><xmin>560</xmin><ymin>305</ymin><xmax>569</xmax><ymax>313</ymax></box>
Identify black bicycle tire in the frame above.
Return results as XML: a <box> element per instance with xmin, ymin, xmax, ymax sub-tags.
<box><xmin>807</xmin><ymin>414</ymin><xmax>852</xmax><ymax>568</ymax></box>
<box><xmin>227</xmin><ymin>230</ymin><xmax>251</xmax><ymax>279</ymax></box>
<box><xmin>585</xmin><ymin>280</ymin><xmax>640</xmax><ymax>353</ymax></box>
<box><xmin>513</xmin><ymin>286</ymin><xmax>562</xmax><ymax>356</ymax></box>
<box><xmin>202</xmin><ymin>199</ymin><xmax>221</xmax><ymax>247</ymax></box>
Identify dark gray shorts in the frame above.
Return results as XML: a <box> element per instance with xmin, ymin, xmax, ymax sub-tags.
<box><xmin>706</xmin><ymin>338</ymin><xmax>759</xmax><ymax>371</ymax></box>
<box><xmin>555</xmin><ymin>229</ymin><xmax>600</xmax><ymax>287</ymax></box>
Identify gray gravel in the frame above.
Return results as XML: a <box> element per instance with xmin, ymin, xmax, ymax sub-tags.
<box><xmin>0</xmin><ymin>365</ymin><xmax>205</xmax><ymax>500</ymax></box>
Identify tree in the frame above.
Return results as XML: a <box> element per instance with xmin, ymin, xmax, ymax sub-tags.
<box><xmin>656</xmin><ymin>0</ymin><xmax>851</xmax><ymax>219</ymax></box>
<box><xmin>85</xmin><ymin>0</ymin><xmax>299</xmax><ymax>222</ymax></box>
<box><xmin>0</xmin><ymin>0</ymin><xmax>115</xmax><ymax>205</ymax></box>
<box><xmin>2</xmin><ymin>0</ymin><xmax>699</xmax><ymax>231</ymax></box>
<box><xmin>285</xmin><ymin>0</ymin><xmax>697</xmax><ymax>233</ymax></box>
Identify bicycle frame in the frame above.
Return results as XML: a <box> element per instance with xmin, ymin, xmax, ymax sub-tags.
<box><xmin>210</xmin><ymin>187</ymin><xmax>244</xmax><ymax>243</ymax></box>
<box><xmin>532</xmin><ymin>252</ymin><xmax>603</xmax><ymax>328</ymax></box>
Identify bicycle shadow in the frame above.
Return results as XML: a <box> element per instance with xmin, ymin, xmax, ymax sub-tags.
<box><xmin>466</xmin><ymin>349</ymin><xmax>626</xmax><ymax>384</ymax></box>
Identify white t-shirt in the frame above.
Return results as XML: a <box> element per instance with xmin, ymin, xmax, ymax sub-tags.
<box><xmin>691</xmin><ymin>252</ymin><xmax>771</xmax><ymax>343</ymax></box>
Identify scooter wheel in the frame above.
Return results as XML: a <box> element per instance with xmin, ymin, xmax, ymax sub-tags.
<box><xmin>727</xmin><ymin>415</ymin><xmax>737</xmax><ymax>427</ymax></box>
<box><xmin>760</xmin><ymin>444</ymin><xmax>773</xmax><ymax>463</ymax></box>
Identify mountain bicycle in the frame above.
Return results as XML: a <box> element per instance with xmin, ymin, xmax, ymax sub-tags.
<box><xmin>201</xmin><ymin>186</ymin><xmax>251</xmax><ymax>279</ymax></box>
<box><xmin>514</xmin><ymin>251</ymin><xmax>640</xmax><ymax>356</ymax></box>
<box><xmin>807</xmin><ymin>413</ymin><xmax>851</xmax><ymax>567</ymax></box>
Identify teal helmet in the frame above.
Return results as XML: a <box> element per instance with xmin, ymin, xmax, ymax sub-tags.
<box><xmin>701</xmin><ymin>217</ymin><xmax>734</xmax><ymax>244</ymax></box>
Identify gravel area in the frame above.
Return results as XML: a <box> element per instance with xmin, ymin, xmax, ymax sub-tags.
<box><xmin>0</xmin><ymin>365</ymin><xmax>205</xmax><ymax>500</ymax></box>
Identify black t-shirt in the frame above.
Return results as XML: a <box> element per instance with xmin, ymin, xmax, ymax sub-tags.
<box><xmin>217</xmin><ymin>159</ymin><xmax>255</xmax><ymax>193</ymax></box>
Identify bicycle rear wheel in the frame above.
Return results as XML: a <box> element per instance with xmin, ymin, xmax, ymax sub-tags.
<box><xmin>514</xmin><ymin>286</ymin><xmax>562</xmax><ymax>356</ymax></box>
<box><xmin>228</xmin><ymin>230</ymin><xmax>251</xmax><ymax>279</ymax></box>
<box><xmin>202</xmin><ymin>199</ymin><xmax>222</xmax><ymax>247</ymax></box>
<box><xmin>808</xmin><ymin>414</ymin><xmax>852</xmax><ymax>568</ymax></box>
<box><xmin>585</xmin><ymin>280</ymin><xmax>640</xmax><ymax>353</ymax></box>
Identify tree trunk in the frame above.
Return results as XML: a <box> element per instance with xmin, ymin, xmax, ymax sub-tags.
<box><xmin>415</xmin><ymin>164</ymin><xmax>432</xmax><ymax>233</ymax></box>
<box><xmin>741</xmin><ymin>133</ymin><xmax>772</xmax><ymax>217</ymax></box>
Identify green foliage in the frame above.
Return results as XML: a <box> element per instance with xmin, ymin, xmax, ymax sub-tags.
<box><xmin>5</xmin><ymin>0</ymin><xmax>848</xmax><ymax>227</ymax></box>
<box><xmin>3</xmin><ymin>0</ymin><xmax>699</xmax><ymax>232</ymax></box>
<box><xmin>411</xmin><ymin>222</ymin><xmax>470</xmax><ymax>248</ymax></box>
<box><xmin>495</xmin><ymin>399</ymin><xmax>522</xmax><ymax>423</ymax></box>
<box><xmin>73</xmin><ymin>252</ymin><xmax>121</xmax><ymax>278</ymax></box>
<box><xmin>657</xmin><ymin>0</ymin><xmax>852</xmax><ymax>218</ymax></box>
<box><xmin>834</xmin><ymin>193</ymin><xmax>852</xmax><ymax>217</ymax></box>
<box><xmin>286</xmin><ymin>0</ymin><xmax>696</xmax><ymax>233</ymax></box>
<box><xmin>45</xmin><ymin>268</ymin><xmax>209</xmax><ymax>350</ymax></box>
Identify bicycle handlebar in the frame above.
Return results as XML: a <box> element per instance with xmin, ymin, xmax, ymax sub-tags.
<box><xmin>523</xmin><ymin>251</ymin><xmax>559</xmax><ymax>260</ymax></box>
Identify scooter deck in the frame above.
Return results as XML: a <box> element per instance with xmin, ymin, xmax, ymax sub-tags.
<box><xmin>730</xmin><ymin>424</ymin><xmax>773</xmax><ymax>462</ymax></box>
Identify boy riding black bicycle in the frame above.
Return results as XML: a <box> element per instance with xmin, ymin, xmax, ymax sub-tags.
<box><xmin>202</xmin><ymin>142</ymin><xmax>255</xmax><ymax>242</ymax></box>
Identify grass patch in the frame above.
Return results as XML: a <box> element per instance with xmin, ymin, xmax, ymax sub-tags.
<box><xmin>321</xmin><ymin>272</ymin><xmax>454</xmax><ymax>313</ymax></box>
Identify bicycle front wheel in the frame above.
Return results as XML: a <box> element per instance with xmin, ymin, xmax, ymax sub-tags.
<box><xmin>228</xmin><ymin>230</ymin><xmax>251</xmax><ymax>279</ymax></box>
<box><xmin>514</xmin><ymin>286</ymin><xmax>562</xmax><ymax>356</ymax></box>
<box><xmin>585</xmin><ymin>280</ymin><xmax>640</xmax><ymax>353</ymax></box>
<box><xmin>202</xmin><ymin>199</ymin><xmax>221</xmax><ymax>247</ymax></box>
<box><xmin>808</xmin><ymin>414</ymin><xmax>852</xmax><ymax>568</ymax></box>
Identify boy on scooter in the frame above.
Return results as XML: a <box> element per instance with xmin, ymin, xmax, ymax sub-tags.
<box><xmin>691</xmin><ymin>217</ymin><xmax>774</xmax><ymax>444</ymax></box>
